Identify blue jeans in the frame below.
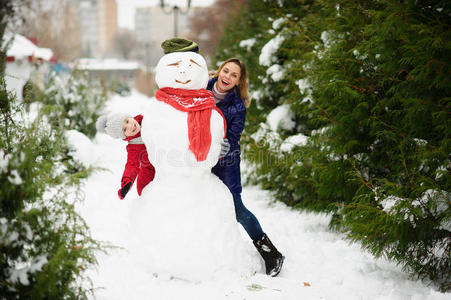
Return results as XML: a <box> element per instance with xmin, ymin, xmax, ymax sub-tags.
<box><xmin>233</xmin><ymin>193</ymin><xmax>264</xmax><ymax>241</ymax></box>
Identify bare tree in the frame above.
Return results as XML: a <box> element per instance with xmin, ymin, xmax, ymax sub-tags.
<box><xmin>187</xmin><ymin>0</ymin><xmax>246</xmax><ymax>63</ymax></box>
<box><xmin>113</xmin><ymin>28</ymin><xmax>138</xmax><ymax>60</ymax></box>
<box><xmin>11</xmin><ymin>0</ymin><xmax>81</xmax><ymax>62</ymax></box>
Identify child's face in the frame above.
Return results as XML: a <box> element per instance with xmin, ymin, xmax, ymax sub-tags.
<box><xmin>122</xmin><ymin>117</ymin><xmax>141</xmax><ymax>137</ymax></box>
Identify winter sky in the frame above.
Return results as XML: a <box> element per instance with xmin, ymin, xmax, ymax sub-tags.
<box><xmin>116</xmin><ymin>0</ymin><xmax>215</xmax><ymax>29</ymax></box>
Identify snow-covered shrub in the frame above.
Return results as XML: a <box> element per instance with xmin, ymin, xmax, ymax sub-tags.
<box><xmin>39</xmin><ymin>70</ymin><xmax>107</xmax><ymax>139</ymax></box>
<box><xmin>215</xmin><ymin>0</ymin><xmax>451</xmax><ymax>291</ymax></box>
<box><xmin>0</xmin><ymin>69</ymin><xmax>103</xmax><ymax>299</ymax></box>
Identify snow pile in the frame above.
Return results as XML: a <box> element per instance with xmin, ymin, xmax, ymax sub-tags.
<box><xmin>65</xmin><ymin>130</ymin><xmax>97</xmax><ymax>168</ymax></box>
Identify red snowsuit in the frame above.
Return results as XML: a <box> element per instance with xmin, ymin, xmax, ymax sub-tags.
<box><xmin>118</xmin><ymin>115</ymin><xmax>156</xmax><ymax>199</ymax></box>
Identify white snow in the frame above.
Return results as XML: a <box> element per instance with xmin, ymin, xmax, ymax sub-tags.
<box><xmin>34</xmin><ymin>47</ymin><xmax>53</xmax><ymax>61</ymax></box>
<box><xmin>4</xmin><ymin>32</ymin><xmax>39</xmax><ymax>60</ymax></box>
<box><xmin>65</xmin><ymin>130</ymin><xmax>97</xmax><ymax>168</ymax></box>
<box><xmin>69</xmin><ymin>92</ymin><xmax>450</xmax><ymax>300</ymax></box>
<box><xmin>267</xmin><ymin>104</ymin><xmax>295</xmax><ymax>131</ymax></box>
<box><xmin>239</xmin><ymin>38</ymin><xmax>257</xmax><ymax>51</ymax></box>
<box><xmin>280</xmin><ymin>133</ymin><xmax>308</xmax><ymax>152</ymax></box>
<box><xmin>266</xmin><ymin>64</ymin><xmax>285</xmax><ymax>81</ymax></box>
<box><xmin>3</xmin><ymin>31</ymin><xmax>54</xmax><ymax>62</ymax></box>
<box><xmin>74</xmin><ymin>58</ymin><xmax>140</xmax><ymax>71</ymax></box>
<box><xmin>380</xmin><ymin>196</ymin><xmax>403</xmax><ymax>212</ymax></box>
<box><xmin>131</xmin><ymin>50</ymin><xmax>257</xmax><ymax>280</ymax></box>
<box><xmin>0</xmin><ymin>149</ymin><xmax>12</xmax><ymax>172</ymax></box>
<box><xmin>321</xmin><ymin>31</ymin><xmax>334</xmax><ymax>50</ymax></box>
<box><xmin>9</xmin><ymin>255</ymin><xmax>48</xmax><ymax>286</ymax></box>
<box><xmin>272</xmin><ymin>18</ymin><xmax>286</xmax><ymax>30</ymax></box>
<box><xmin>259</xmin><ymin>35</ymin><xmax>285</xmax><ymax>67</ymax></box>
<box><xmin>8</xmin><ymin>169</ymin><xmax>23</xmax><ymax>185</ymax></box>
<box><xmin>296</xmin><ymin>78</ymin><xmax>313</xmax><ymax>103</ymax></box>
<box><xmin>155</xmin><ymin>52</ymin><xmax>209</xmax><ymax>90</ymax></box>
<box><xmin>296</xmin><ymin>79</ymin><xmax>310</xmax><ymax>94</ymax></box>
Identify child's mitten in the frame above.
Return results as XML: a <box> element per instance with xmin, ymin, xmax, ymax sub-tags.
<box><xmin>118</xmin><ymin>182</ymin><xmax>132</xmax><ymax>200</ymax></box>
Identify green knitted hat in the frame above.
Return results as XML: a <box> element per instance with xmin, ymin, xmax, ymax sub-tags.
<box><xmin>161</xmin><ymin>38</ymin><xmax>199</xmax><ymax>54</ymax></box>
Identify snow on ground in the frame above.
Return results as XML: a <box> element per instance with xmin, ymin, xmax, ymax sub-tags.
<box><xmin>71</xmin><ymin>91</ymin><xmax>449</xmax><ymax>300</ymax></box>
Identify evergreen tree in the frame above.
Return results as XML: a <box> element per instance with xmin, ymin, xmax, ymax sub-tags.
<box><xmin>1</xmin><ymin>3</ymin><xmax>104</xmax><ymax>297</ymax></box>
<box><xmin>37</xmin><ymin>70</ymin><xmax>107</xmax><ymax>139</ymax></box>
<box><xmin>0</xmin><ymin>76</ymin><xmax>103</xmax><ymax>299</ymax></box>
<box><xmin>217</xmin><ymin>0</ymin><xmax>450</xmax><ymax>290</ymax></box>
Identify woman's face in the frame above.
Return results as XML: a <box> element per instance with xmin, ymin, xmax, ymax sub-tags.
<box><xmin>122</xmin><ymin>117</ymin><xmax>141</xmax><ymax>137</ymax></box>
<box><xmin>216</xmin><ymin>62</ymin><xmax>241</xmax><ymax>93</ymax></box>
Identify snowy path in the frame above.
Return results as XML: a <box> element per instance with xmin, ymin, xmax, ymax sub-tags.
<box><xmin>71</xmin><ymin>93</ymin><xmax>449</xmax><ymax>300</ymax></box>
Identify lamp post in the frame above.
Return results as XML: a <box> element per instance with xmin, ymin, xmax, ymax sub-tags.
<box><xmin>160</xmin><ymin>0</ymin><xmax>192</xmax><ymax>37</ymax></box>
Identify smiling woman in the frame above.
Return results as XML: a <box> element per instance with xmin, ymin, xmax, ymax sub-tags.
<box><xmin>207</xmin><ymin>57</ymin><xmax>284</xmax><ymax>276</ymax></box>
<box><xmin>216</xmin><ymin>62</ymin><xmax>241</xmax><ymax>93</ymax></box>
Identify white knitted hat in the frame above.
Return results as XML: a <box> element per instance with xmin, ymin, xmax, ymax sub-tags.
<box><xmin>96</xmin><ymin>113</ymin><xmax>132</xmax><ymax>139</ymax></box>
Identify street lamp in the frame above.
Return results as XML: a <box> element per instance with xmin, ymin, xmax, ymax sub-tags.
<box><xmin>160</xmin><ymin>0</ymin><xmax>192</xmax><ymax>37</ymax></box>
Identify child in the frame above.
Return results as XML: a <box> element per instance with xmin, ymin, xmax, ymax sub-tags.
<box><xmin>96</xmin><ymin>113</ymin><xmax>155</xmax><ymax>200</ymax></box>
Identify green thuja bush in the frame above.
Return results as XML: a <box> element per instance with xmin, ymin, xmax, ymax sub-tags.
<box><xmin>38</xmin><ymin>70</ymin><xmax>107</xmax><ymax>139</ymax></box>
<box><xmin>217</xmin><ymin>0</ymin><xmax>450</xmax><ymax>290</ymax></box>
<box><xmin>0</xmin><ymin>78</ymin><xmax>103</xmax><ymax>299</ymax></box>
<box><xmin>324</xmin><ymin>1</ymin><xmax>451</xmax><ymax>289</ymax></box>
<box><xmin>0</xmin><ymin>6</ymin><xmax>103</xmax><ymax>294</ymax></box>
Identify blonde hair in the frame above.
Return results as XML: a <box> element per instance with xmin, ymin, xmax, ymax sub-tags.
<box><xmin>214</xmin><ymin>58</ymin><xmax>251</xmax><ymax>108</ymax></box>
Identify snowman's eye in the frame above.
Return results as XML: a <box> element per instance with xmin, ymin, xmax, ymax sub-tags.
<box><xmin>167</xmin><ymin>61</ymin><xmax>181</xmax><ymax>66</ymax></box>
<box><xmin>189</xmin><ymin>59</ymin><xmax>201</xmax><ymax>67</ymax></box>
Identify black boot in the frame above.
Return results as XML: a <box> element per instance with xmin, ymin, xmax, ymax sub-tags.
<box><xmin>253</xmin><ymin>233</ymin><xmax>285</xmax><ymax>277</ymax></box>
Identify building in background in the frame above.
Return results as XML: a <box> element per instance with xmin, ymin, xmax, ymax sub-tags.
<box><xmin>79</xmin><ymin>0</ymin><xmax>118</xmax><ymax>58</ymax></box>
<box><xmin>4</xmin><ymin>32</ymin><xmax>56</xmax><ymax>101</ymax></box>
<box><xmin>134</xmin><ymin>6</ymin><xmax>205</xmax><ymax>67</ymax></box>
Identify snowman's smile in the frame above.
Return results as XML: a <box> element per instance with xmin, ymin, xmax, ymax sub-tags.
<box><xmin>175</xmin><ymin>79</ymin><xmax>192</xmax><ymax>84</ymax></box>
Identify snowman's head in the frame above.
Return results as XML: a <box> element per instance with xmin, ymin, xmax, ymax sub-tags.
<box><xmin>155</xmin><ymin>38</ymin><xmax>209</xmax><ymax>90</ymax></box>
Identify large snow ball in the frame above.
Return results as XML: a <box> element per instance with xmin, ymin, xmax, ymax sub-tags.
<box><xmin>155</xmin><ymin>52</ymin><xmax>209</xmax><ymax>90</ymax></box>
<box><xmin>139</xmin><ymin>101</ymin><xmax>224</xmax><ymax>175</ymax></box>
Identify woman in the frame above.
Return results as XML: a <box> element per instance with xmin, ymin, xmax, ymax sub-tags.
<box><xmin>208</xmin><ymin>58</ymin><xmax>285</xmax><ymax>277</ymax></box>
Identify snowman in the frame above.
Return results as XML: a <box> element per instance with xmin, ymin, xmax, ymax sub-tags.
<box><xmin>129</xmin><ymin>38</ymin><xmax>259</xmax><ymax>281</ymax></box>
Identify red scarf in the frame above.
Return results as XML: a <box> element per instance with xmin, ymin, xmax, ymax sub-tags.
<box><xmin>155</xmin><ymin>87</ymin><xmax>226</xmax><ymax>162</ymax></box>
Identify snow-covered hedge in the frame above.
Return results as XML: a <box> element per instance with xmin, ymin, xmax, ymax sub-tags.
<box><xmin>215</xmin><ymin>0</ymin><xmax>450</xmax><ymax>291</ymax></box>
<box><xmin>37</xmin><ymin>70</ymin><xmax>107</xmax><ymax>138</ymax></box>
